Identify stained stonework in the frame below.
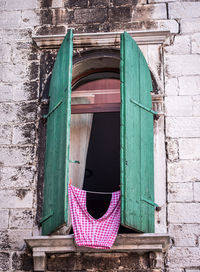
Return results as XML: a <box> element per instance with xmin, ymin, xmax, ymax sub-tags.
<box><xmin>1</xmin><ymin>0</ymin><xmax>200</xmax><ymax>271</ymax></box>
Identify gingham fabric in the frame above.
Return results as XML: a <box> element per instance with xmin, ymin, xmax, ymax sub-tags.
<box><xmin>68</xmin><ymin>184</ymin><xmax>120</xmax><ymax>249</ymax></box>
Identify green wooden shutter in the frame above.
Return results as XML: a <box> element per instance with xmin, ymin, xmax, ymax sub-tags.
<box><xmin>41</xmin><ymin>29</ymin><xmax>73</xmax><ymax>235</ymax></box>
<box><xmin>120</xmin><ymin>32</ymin><xmax>156</xmax><ymax>233</ymax></box>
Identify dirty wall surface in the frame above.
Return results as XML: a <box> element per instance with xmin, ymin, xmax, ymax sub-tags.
<box><xmin>0</xmin><ymin>0</ymin><xmax>200</xmax><ymax>271</ymax></box>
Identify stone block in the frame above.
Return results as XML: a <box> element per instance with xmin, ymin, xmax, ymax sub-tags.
<box><xmin>132</xmin><ymin>4</ymin><xmax>167</xmax><ymax>20</ymax></box>
<box><xmin>0</xmin><ymin>11</ymin><xmax>21</xmax><ymax>27</ymax></box>
<box><xmin>194</xmin><ymin>182</ymin><xmax>200</xmax><ymax>201</ymax></box>
<box><xmin>67</xmin><ymin>0</ymin><xmax>88</xmax><ymax>8</ymax></box>
<box><xmin>0</xmin><ymin>189</ymin><xmax>33</xmax><ymax>209</ymax></box>
<box><xmin>0</xmin><ymin>230</ymin><xmax>10</xmax><ymax>250</ymax></box>
<box><xmin>8</xmin><ymin>229</ymin><xmax>32</xmax><ymax>250</ymax></box>
<box><xmin>74</xmin><ymin>8</ymin><xmax>107</xmax><ymax>23</ymax></box>
<box><xmin>166</xmin><ymin>117</ymin><xmax>200</xmax><ymax>137</ymax></box>
<box><xmin>165</xmin><ymin>55</ymin><xmax>200</xmax><ymax>77</ymax></box>
<box><xmin>0</xmin><ymin>43</ymin><xmax>12</xmax><ymax>63</ymax></box>
<box><xmin>0</xmin><ymin>166</ymin><xmax>35</xmax><ymax>189</ymax></box>
<box><xmin>12</xmin><ymin>123</ymin><xmax>36</xmax><ymax>145</ymax></box>
<box><xmin>21</xmin><ymin>9</ymin><xmax>39</xmax><ymax>27</ymax></box>
<box><xmin>52</xmin><ymin>0</ymin><xmax>64</xmax><ymax>8</ymax></box>
<box><xmin>2</xmin><ymin>64</ymin><xmax>27</xmax><ymax>83</ymax></box>
<box><xmin>9</xmin><ymin>209</ymin><xmax>33</xmax><ymax>229</ymax></box>
<box><xmin>89</xmin><ymin>0</ymin><xmax>109</xmax><ymax>7</ymax></box>
<box><xmin>165</xmin><ymin>77</ymin><xmax>179</xmax><ymax>96</ymax></box>
<box><xmin>0</xmin><ymin>124</ymin><xmax>12</xmax><ymax>144</ymax></box>
<box><xmin>168</xmin><ymin>183</ymin><xmax>193</xmax><ymax>202</ymax></box>
<box><xmin>0</xmin><ymin>0</ymin><xmax>6</xmax><ymax>10</ymax></box>
<box><xmin>169</xmin><ymin>2</ymin><xmax>200</xmax><ymax>19</ymax></box>
<box><xmin>168</xmin><ymin>247</ymin><xmax>200</xmax><ymax>268</ymax></box>
<box><xmin>166</xmin><ymin>138</ymin><xmax>179</xmax><ymax>162</ymax></box>
<box><xmin>179</xmin><ymin>138</ymin><xmax>200</xmax><ymax>160</ymax></box>
<box><xmin>0</xmin><ymin>252</ymin><xmax>9</xmax><ymax>271</ymax></box>
<box><xmin>5</xmin><ymin>0</ymin><xmax>37</xmax><ymax>10</ymax></box>
<box><xmin>169</xmin><ymin>224</ymin><xmax>200</xmax><ymax>247</ymax></box>
<box><xmin>179</xmin><ymin>76</ymin><xmax>200</xmax><ymax>96</ymax></box>
<box><xmin>108</xmin><ymin>7</ymin><xmax>131</xmax><ymax>22</ymax></box>
<box><xmin>12</xmin><ymin>251</ymin><xmax>33</xmax><ymax>271</ymax></box>
<box><xmin>192</xmin><ymin>33</ymin><xmax>200</xmax><ymax>54</ymax></box>
<box><xmin>52</xmin><ymin>8</ymin><xmax>71</xmax><ymax>25</ymax></box>
<box><xmin>13</xmin><ymin>81</ymin><xmax>39</xmax><ymax>101</ymax></box>
<box><xmin>193</xmin><ymin>95</ymin><xmax>200</xmax><ymax>116</ymax></box>
<box><xmin>0</xmin><ymin>209</ymin><xmax>9</xmax><ymax>228</ymax></box>
<box><xmin>168</xmin><ymin>160</ymin><xmax>200</xmax><ymax>183</ymax></box>
<box><xmin>181</xmin><ymin>18</ymin><xmax>200</xmax><ymax>34</ymax></box>
<box><xmin>164</xmin><ymin>35</ymin><xmax>191</xmax><ymax>55</ymax></box>
<box><xmin>0</xmin><ymin>84</ymin><xmax>13</xmax><ymax>101</ymax></box>
<box><xmin>165</xmin><ymin>96</ymin><xmax>192</xmax><ymax>117</ymax></box>
<box><xmin>168</xmin><ymin>203</ymin><xmax>200</xmax><ymax>223</ymax></box>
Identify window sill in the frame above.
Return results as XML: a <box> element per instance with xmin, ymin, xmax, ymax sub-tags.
<box><xmin>25</xmin><ymin>233</ymin><xmax>170</xmax><ymax>271</ymax></box>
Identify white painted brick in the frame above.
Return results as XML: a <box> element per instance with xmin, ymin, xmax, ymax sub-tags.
<box><xmin>21</xmin><ymin>10</ymin><xmax>39</xmax><ymax>27</ymax></box>
<box><xmin>0</xmin><ymin>124</ymin><xmax>12</xmax><ymax>144</ymax></box>
<box><xmin>193</xmin><ymin>95</ymin><xmax>200</xmax><ymax>116</ymax></box>
<box><xmin>8</xmin><ymin>229</ymin><xmax>32</xmax><ymax>250</ymax></box>
<box><xmin>149</xmin><ymin>0</ymin><xmax>176</xmax><ymax>3</ymax></box>
<box><xmin>164</xmin><ymin>35</ymin><xmax>191</xmax><ymax>55</ymax></box>
<box><xmin>165</xmin><ymin>96</ymin><xmax>192</xmax><ymax>117</ymax></box>
<box><xmin>0</xmin><ymin>146</ymin><xmax>34</xmax><ymax>166</ymax></box>
<box><xmin>0</xmin><ymin>166</ymin><xmax>35</xmax><ymax>189</ymax></box>
<box><xmin>186</xmin><ymin>270</ymin><xmax>200</xmax><ymax>272</ymax></box>
<box><xmin>168</xmin><ymin>203</ymin><xmax>200</xmax><ymax>223</ymax></box>
<box><xmin>0</xmin><ymin>103</ymin><xmax>18</xmax><ymax>123</ymax></box>
<box><xmin>168</xmin><ymin>160</ymin><xmax>200</xmax><ymax>183</ymax></box>
<box><xmin>168</xmin><ymin>247</ymin><xmax>200</xmax><ymax>268</ymax></box>
<box><xmin>179</xmin><ymin>138</ymin><xmax>200</xmax><ymax>160</ymax></box>
<box><xmin>0</xmin><ymin>0</ymin><xmax>6</xmax><ymax>10</ymax></box>
<box><xmin>0</xmin><ymin>209</ymin><xmax>9</xmax><ymax>228</ymax></box>
<box><xmin>194</xmin><ymin>182</ymin><xmax>200</xmax><ymax>202</ymax></box>
<box><xmin>5</xmin><ymin>0</ymin><xmax>37</xmax><ymax>10</ymax></box>
<box><xmin>0</xmin><ymin>84</ymin><xmax>13</xmax><ymax>101</ymax></box>
<box><xmin>0</xmin><ymin>11</ymin><xmax>21</xmax><ymax>28</ymax></box>
<box><xmin>165</xmin><ymin>77</ymin><xmax>179</xmax><ymax>96</ymax></box>
<box><xmin>168</xmin><ymin>183</ymin><xmax>193</xmax><ymax>202</ymax></box>
<box><xmin>166</xmin><ymin>138</ymin><xmax>179</xmax><ymax>162</ymax></box>
<box><xmin>168</xmin><ymin>224</ymin><xmax>200</xmax><ymax>247</ymax></box>
<box><xmin>191</xmin><ymin>33</ymin><xmax>200</xmax><ymax>54</ymax></box>
<box><xmin>181</xmin><ymin>19</ymin><xmax>200</xmax><ymax>34</ymax></box>
<box><xmin>166</xmin><ymin>117</ymin><xmax>200</xmax><ymax>137</ymax></box>
<box><xmin>169</xmin><ymin>2</ymin><xmax>200</xmax><ymax>19</ymax></box>
<box><xmin>166</xmin><ymin>269</ymin><xmax>183</xmax><ymax>272</ymax></box>
<box><xmin>179</xmin><ymin>76</ymin><xmax>200</xmax><ymax>96</ymax></box>
<box><xmin>165</xmin><ymin>55</ymin><xmax>200</xmax><ymax>77</ymax></box>
<box><xmin>0</xmin><ymin>189</ymin><xmax>33</xmax><ymax>208</ymax></box>
<box><xmin>9</xmin><ymin>209</ymin><xmax>33</xmax><ymax>229</ymax></box>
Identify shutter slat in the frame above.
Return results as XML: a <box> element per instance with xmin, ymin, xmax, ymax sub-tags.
<box><xmin>42</xmin><ymin>29</ymin><xmax>73</xmax><ymax>235</ymax></box>
<box><xmin>120</xmin><ymin>32</ymin><xmax>155</xmax><ymax>233</ymax></box>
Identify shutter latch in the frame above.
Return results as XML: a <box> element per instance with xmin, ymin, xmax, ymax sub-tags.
<box><xmin>40</xmin><ymin>210</ymin><xmax>54</xmax><ymax>224</ymax></box>
<box><xmin>141</xmin><ymin>197</ymin><xmax>158</xmax><ymax>207</ymax></box>
<box><xmin>69</xmin><ymin>160</ymin><xmax>80</xmax><ymax>164</ymax></box>
<box><xmin>43</xmin><ymin>100</ymin><xmax>63</xmax><ymax>119</ymax></box>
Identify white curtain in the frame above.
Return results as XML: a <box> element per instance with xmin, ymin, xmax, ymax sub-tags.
<box><xmin>67</xmin><ymin>97</ymin><xmax>93</xmax><ymax>232</ymax></box>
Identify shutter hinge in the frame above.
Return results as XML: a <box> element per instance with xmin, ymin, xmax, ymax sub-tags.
<box><xmin>40</xmin><ymin>210</ymin><xmax>54</xmax><ymax>224</ymax></box>
<box><xmin>141</xmin><ymin>197</ymin><xmax>158</xmax><ymax>207</ymax></box>
<box><xmin>69</xmin><ymin>160</ymin><xmax>80</xmax><ymax>164</ymax></box>
<box><xmin>130</xmin><ymin>98</ymin><xmax>157</xmax><ymax>115</ymax></box>
<box><xmin>43</xmin><ymin>100</ymin><xmax>63</xmax><ymax>119</ymax></box>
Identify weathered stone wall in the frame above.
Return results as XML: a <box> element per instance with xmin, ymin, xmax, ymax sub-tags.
<box><xmin>0</xmin><ymin>0</ymin><xmax>200</xmax><ymax>271</ymax></box>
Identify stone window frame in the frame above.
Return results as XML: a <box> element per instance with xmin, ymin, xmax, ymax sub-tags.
<box><xmin>26</xmin><ymin>30</ymin><xmax>171</xmax><ymax>271</ymax></box>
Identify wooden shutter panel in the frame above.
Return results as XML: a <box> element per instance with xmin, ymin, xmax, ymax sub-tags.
<box><xmin>41</xmin><ymin>29</ymin><xmax>73</xmax><ymax>235</ymax></box>
<box><xmin>120</xmin><ymin>32</ymin><xmax>156</xmax><ymax>233</ymax></box>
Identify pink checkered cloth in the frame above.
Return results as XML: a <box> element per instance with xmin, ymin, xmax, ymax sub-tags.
<box><xmin>68</xmin><ymin>184</ymin><xmax>120</xmax><ymax>249</ymax></box>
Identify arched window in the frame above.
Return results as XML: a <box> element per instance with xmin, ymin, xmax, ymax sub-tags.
<box><xmin>41</xmin><ymin>30</ymin><xmax>157</xmax><ymax>235</ymax></box>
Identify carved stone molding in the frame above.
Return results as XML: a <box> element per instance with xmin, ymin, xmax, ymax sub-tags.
<box><xmin>26</xmin><ymin>233</ymin><xmax>170</xmax><ymax>271</ymax></box>
<box><xmin>33</xmin><ymin>30</ymin><xmax>170</xmax><ymax>49</ymax></box>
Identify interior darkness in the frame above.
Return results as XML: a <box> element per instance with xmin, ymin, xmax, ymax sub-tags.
<box><xmin>82</xmin><ymin>112</ymin><xmax>135</xmax><ymax>233</ymax></box>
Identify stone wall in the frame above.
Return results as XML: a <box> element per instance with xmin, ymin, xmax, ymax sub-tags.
<box><xmin>0</xmin><ymin>0</ymin><xmax>200</xmax><ymax>271</ymax></box>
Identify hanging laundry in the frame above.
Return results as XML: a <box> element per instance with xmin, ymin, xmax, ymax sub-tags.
<box><xmin>68</xmin><ymin>184</ymin><xmax>120</xmax><ymax>249</ymax></box>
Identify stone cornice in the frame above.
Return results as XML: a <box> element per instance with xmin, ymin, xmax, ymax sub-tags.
<box><xmin>33</xmin><ymin>30</ymin><xmax>170</xmax><ymax>49</ymax></box>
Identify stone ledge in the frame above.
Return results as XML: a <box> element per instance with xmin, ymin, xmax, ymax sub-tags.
<box><xmin>32</xmin><ymin>30</ymin><xmax>170</xmax><ymax>49</ymax></box>
<box><xmin>25</xmin><ymin>233</ymin><xmax>170</xmax><ymax>271</ymax></box>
